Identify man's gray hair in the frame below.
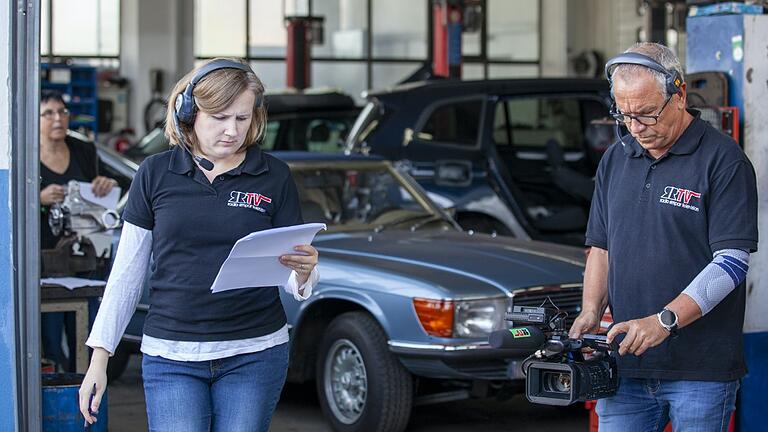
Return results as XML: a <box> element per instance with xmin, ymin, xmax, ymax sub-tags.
<box><xmin>610</xmin><ymin>42</ymin><xmax>684</xmax><ymax>99</ymax></box>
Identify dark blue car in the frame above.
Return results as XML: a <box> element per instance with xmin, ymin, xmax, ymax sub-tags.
<box><xmin>345</xmin><ymin>78</ymin><xmax>614</xmax><ymax>247</ymax></box>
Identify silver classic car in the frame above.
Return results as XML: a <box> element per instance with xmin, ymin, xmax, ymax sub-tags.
<box><xmin>102</xmin><ymin>150</ymin><xmax>586</xmax><ymax>432</ymax></box>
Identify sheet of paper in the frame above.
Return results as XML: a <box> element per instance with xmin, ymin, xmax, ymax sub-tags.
<box><xmin>78</xmin><ymin>181</ymin><xmax>121</xmax><ymax>210</ymax></box>
<box><xmin>211</xmin><ymin>222</ymin><xmax>326</xmax><ymax>293</ymax></box>
<box><xmin>41</xmin><ymin>277</ymin><xmax>107</xmax><ymax>290</ymax></box>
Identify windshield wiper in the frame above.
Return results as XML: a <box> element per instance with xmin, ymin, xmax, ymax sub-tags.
<box><xmin>374</xmin><ymin>213</ymin><xmax>445</xmax><ymax>233</ymax></box>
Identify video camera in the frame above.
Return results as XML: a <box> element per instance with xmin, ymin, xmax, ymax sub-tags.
<box><xmin>489</xmin><ymin>304</ymin><xmax>618</xmax><ymax>406</ymax></box>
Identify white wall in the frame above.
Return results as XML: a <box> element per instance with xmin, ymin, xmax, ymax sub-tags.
<box><xmin>540</xmin><ymin>0</ymin><xmax>567</xmax><ymax>77</ymax></box>
<box><xmin>566</xmin><ymin>0</ymin><xmax>644</xmax><ymax>73</ymax></box>
<box><xmin>121</xmin><ymin>0</ymin><xmax>194</xmax><ymax>137</ymax></box>
<box><xmin>743</xmin><ymin>15</ymin><xmax>768</xmax><ymax>334</ymax></box>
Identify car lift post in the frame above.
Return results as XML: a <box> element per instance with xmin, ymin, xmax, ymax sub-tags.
<box><xmin>285</xmin><ymin>15</ymin><xmax>324</xmax><ymax>90</ymax></box>
<box><xmin>432</xmin><ymin>0</ymin><xmax>463</xmax><ymax>79</ymax></box>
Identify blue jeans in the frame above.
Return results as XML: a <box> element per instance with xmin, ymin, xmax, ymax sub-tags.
<box><xmin>596</xmin><ymin>378</ymin><xmax>739</xmax><ymax>432</ymax></box>
<box><xmin>142</xmin><ymin>343</ymin><xmax>289</xmax><ymax>432</ymax></box>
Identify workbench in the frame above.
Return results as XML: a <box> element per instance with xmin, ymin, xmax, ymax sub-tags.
<box><xmin>41</xmin><ymin>283</ymin><xmax>105</xmax><ymax>373</ymax></box>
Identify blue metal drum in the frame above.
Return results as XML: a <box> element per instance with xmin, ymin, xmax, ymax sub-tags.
<box><xmin>42</xmin><ymin>374</ymin><xmax>107</xmax><ymax>432</ymax></box>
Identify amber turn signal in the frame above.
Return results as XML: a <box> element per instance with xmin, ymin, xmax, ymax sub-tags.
<box><xmin>413</xmin><ymin>298</ymin><xmax>454</xmax><ymax>337</ymax></box>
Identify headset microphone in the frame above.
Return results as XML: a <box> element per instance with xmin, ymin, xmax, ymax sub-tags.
<box><xmin>172</xmin><ymin>112</ymin><xmax>215</xmax><ymax>171</ymax></box>
<box><xmin>194</xmin><ymin>154</ymin><xmax>215</xmax><ymax>172</ymax></box>
<box><xmin>614</xmin><ymin>119</ymin><xmax>629</xmax><ymax>149</ymax></box>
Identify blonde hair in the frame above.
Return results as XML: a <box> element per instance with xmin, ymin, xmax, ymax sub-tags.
<box><xmin>164</xmin><ymin>57</ymin><xmax>267</xmax><ymax>152</ymax></box>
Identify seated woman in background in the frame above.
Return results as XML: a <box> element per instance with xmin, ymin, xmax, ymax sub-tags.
<box><xmin>39</xmin><ymin>89</ymin><xmax>118</xmax><ymax>372</ymax></box>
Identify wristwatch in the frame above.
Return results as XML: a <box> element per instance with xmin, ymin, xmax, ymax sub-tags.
<box><xmin>657</xmin><ymin>308</ymin><xmax>679</xmax><ymax>337</ymax></box>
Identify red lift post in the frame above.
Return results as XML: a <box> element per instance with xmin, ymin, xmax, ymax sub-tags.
<box><xmin>285</xmin><ymin>16</ymin><xmax>324</xmax><ymax>90</ymax></box>
<box><xmin>432</xmin><ymin>0</ymin><xmax>464</xmax><ymax>79</ymax></box>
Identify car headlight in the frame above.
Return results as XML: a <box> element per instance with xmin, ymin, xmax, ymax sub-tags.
<box><xmin>454</xmin><ymin>298</ymin><xmax>507</xmax><ymax>338</ymax></box>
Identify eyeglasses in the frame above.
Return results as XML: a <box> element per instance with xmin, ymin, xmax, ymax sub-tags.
<box><xmin>610</xmin><ymin>95</ymin><xmax>673</xmax><ymax>126</ymax></box>
<box><xmin>40</xmin><ymin>108</ymin><xmax>70</xmax><ymax>119</ymax></box>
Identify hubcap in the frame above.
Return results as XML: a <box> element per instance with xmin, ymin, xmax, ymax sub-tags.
<box><xmin>324</xmin><ymin>338</ymin><xmax>368</xmax><ymax>424</ymax></box>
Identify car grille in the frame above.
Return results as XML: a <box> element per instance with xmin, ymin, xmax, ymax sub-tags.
<box><xmin>510</xmin><ymin>284</ymin><xmax>583</xmax><ymax>329</ymax></box>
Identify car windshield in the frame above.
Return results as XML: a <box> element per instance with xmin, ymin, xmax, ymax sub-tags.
<box><xmin>291</xmin><ymin>164</ymin><xmax>452</xmax><ymax>232</ymax></box>
<box><xmin>345</xmin><ymin>101</ymin><xmax>382</xmax><ymax>153</ymax></box>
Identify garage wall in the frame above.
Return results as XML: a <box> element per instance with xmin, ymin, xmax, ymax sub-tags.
<box><xmin>121</xmin><ymin>0</ymin><xmax>194</xmax><ymax>137</ymax></box>
<box><xmin>566</xmin><ymin>0</ymin><xmax>644</xmax><ymax>75</ymax></box>
<box><xmin>540</xmin><ymin>0</ymin><xmax>567</xmax><ymax>77</ymax></box>
<box><xmin>741</xmin><ymin>16</ymin><xmax>768</xmax><ymax>431</ymax></box>
<box><xmin>119</xmin><ymin>0</ymin><xmax>642</xmax><ymax>128</ymax></box>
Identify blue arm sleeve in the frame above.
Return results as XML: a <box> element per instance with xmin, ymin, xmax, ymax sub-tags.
<box><xmin>681</xmin><ymin>249</ymin><xmax>749</xmax><ymax>315</ymax></box>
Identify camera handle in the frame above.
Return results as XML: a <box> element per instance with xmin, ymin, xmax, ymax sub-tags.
<box><xmin>580</xmin><ymin>334</ymin><xmax>619</xmax><ymax>352</ymax></box>
<box><xmin>538</xmin><ymin>333</ymin><xmax>618</xmax><ymax>359</ymax></box>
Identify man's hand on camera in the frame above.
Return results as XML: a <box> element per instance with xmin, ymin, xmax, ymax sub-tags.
<box><xmin>607</xmin><ymin>315</ymin><xmax>670</xmax><ymax>356</ymax></box>
<box><xmin>569</xmin><ymin>311</ymin><xmax>601</xmax><ymax>339</ymax></box>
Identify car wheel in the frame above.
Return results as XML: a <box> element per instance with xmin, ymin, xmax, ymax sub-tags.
<box><xmin>316</xmin><ymin>311</ymin><xmax>413</xmax><ymax>432</ymax></box>
<box><xmin>106</xmin><ymin>344</ymin><xmax>131</xmax><ymax>383</ymax></box>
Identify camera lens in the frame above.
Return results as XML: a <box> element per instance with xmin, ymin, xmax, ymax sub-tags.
<box><xmin>542</xmin><ymin>372</ymin><xmax>572</xmax><ymax>393</ymax></box>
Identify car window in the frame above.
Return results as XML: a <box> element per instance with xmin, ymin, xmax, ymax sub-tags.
<box><xmin>260</xmin><ymin>121</ymin><xmax>280</xmax><ymax>151</ymax></box>
<box><xmin>306</xmin><ymin>119</ymin><xmax>350</xmax><ymax>153</ymax></box>
<box><xmin>292</xmin><ymin>166</ymin><xmax>438</xmax><ymax>230</ymax></box>
<box><xmin>419</xmin><ymin>99</ymin><xmax>482</xmax><ymax>146</ymax></box>
<box><xmin>492</xmin><ymin>102</ymin><xmax>511</xmax><ymax>146</ymax></box>
<box><xmin>503</xmin><ymin>97</ymin><xmax>584</xmax><ymax>150</ymax></box>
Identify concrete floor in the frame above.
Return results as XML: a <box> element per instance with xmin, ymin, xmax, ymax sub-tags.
<box><xmin>107</xmin><ymin>354</ymin><xmax>589</xmax><ymax>431</ymax></box>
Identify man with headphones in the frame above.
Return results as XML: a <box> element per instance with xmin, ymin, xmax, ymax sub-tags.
<box><xmin>78</xmin><ymin>58</ymin><xmax>319</xmax><ymax>431</ymax></box>
<box><xmin>569</xmin><ymin>42</ymin><xmax>757</xmax><ymax>432</ymax></box>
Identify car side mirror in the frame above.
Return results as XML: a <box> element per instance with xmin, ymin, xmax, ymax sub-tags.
<box><xmin>434</xmin><ymin>160</ymin><xmax>472</xmax><ymax>187</ymax></box>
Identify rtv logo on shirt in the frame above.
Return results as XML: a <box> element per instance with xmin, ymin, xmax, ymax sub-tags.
<box><xmin>659</xmin><ymin>186</ymin><xmax>701</xmax><ymax>212</ymax></box>
<box><xmin>228</xmin><ymin>190</ymin><xmax>272</xmax><ymax>213</ymax></box>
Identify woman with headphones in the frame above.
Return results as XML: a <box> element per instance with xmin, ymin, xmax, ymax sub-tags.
<box><xmin>78</xmin><ymin>58</ymin><xmax>319</xmax><ymax>432</ymax></box>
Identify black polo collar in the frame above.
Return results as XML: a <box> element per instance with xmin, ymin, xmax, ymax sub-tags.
<box><xmin>168</xmin><ymin>144</ymin><xmax>269</xmax><ymax>176</ymax></box>
<box><xmin>622</xmin><ymin>109</ymin><xmax>705</xmax><ymax>158</ymax></box>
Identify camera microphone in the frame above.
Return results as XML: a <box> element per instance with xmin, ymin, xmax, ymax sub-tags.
<box><xmin>489</xmin><ymin>326</ymin><xmax>547</xmax><ymax>350</ymax></box>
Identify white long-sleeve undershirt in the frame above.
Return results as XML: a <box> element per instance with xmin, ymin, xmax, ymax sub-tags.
<box><xmin>86</xmin><ymin>221</ymin><xmax>318</xmax><ymax>361</ymax></box>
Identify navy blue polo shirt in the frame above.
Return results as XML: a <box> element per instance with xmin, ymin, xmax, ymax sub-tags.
<box><xmin>123</xmin><ymin>145</ymin><xmax>303</xmax><ymax>342</ymax></box>
<box><xmin>586</xmin><ymin>110</ymin><xmax>758</xmax><ymax>381</ymax></box>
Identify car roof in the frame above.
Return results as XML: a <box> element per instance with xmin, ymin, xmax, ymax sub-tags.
<box><xmin>269</xmin><ymin>151</ymin><xmax>385</xmax><ymax>163</ymax></box>
<box><xmin>365</xmin><ymin>78</ymin><xmax>609</xmax><ymax>100</ymax></box>
<box><xmin>265</xmin><ymin>90</ymin><xmax>358</xmax><ymax>114</ymax></box>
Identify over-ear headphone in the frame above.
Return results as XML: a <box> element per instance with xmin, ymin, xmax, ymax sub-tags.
<box><xmin>172</xmin><ymin>59</ymin><xmax>262</xmax><ymax>171</ymax></box>
<box><xmin>174</xmin><ymin>59</ymin><xmax>258</xmax><ymax>125</ymax></box>
<box><xmin>604</xmin><ymin>52</ymin><xmax>684</xmax><ymax>97</ymax></box>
